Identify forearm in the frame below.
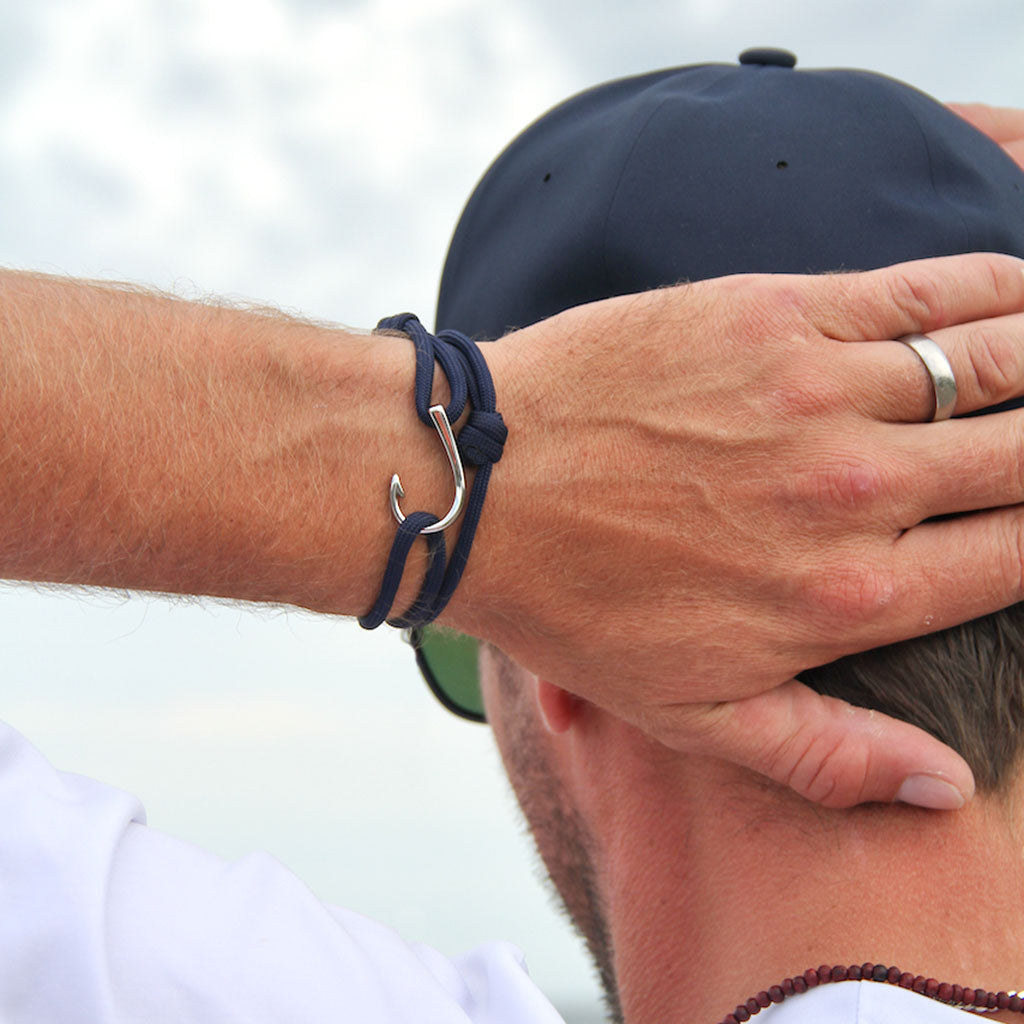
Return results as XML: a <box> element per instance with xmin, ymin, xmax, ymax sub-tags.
<box><xmin>0</xmin><ymin>270</ymin><xmax>451</xmax><ymax>617</ymax></box>
<box><xmin>11</xmin><ymin>256</ymin><xmax>1024</xmax><ymax>814</ymax></box>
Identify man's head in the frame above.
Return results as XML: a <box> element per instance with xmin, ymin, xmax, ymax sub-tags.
<box><xmin>435</xmin><ymin>52</ymin><xmax>1024</xmax><ymax>1018</ymax></box>
<box><xmin>436</xmin><ymin>50</ymin><xmax>1024</xmax><ymax>791</ymax></box>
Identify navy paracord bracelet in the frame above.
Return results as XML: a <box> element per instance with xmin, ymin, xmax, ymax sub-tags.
<box><xmin>358</xmin><ymin>314</ymin><xmax>507</xmax><ymax>631</ymax></box>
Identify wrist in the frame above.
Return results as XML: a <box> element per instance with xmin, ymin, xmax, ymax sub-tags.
<box><xmin>349</xmin><ymin>319</ymin><xmax>503</xmax><ymax>626</ymax></box>
<box><xmin>199</xmin><ymin>321</ymin><xmax>467</xmax><ymax>619</ymax></box>
<box><xmin>317</xmin><ymin>328</ymin><xmax>473</xmax><ymax>619</ymax></box>
<box><xmin>436</xmin><ymin>330</ymin><xmax>540</xmax><ymax>643</ymax></box>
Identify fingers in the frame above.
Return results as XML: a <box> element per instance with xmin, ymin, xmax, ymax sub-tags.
<box><xmin>873</xmin><ymin>505</ymin><xmax>1024</xmax><ymax>639</ymax></box>
<box><xmin>881</xmin><ymin>412</ymin><xmax>1024</xmax><ymax>521</ymax></box>
<box><xmin>671</xmin><ymin>681</ymin><xmax>974</xmax><ymax>809</ymax></box>
<box><xmin>838</xmin><ymin>313</ymin><xmax>1024</xmax><ymax>422</ymax></box>
<box><xmin>1003</xmin><ymin>139</ymin><xmax>1024</xmax><ymax>170</ymax></box>
<box><xmin>949</xmin><ymin>102</ymin><xmax>1024</xmax><ymax>171</ymax></box>
<box><xmin>765</xmin><ymin>486</ymin><xmax>1024</xmax><ymax>657</ymax></box>
<box><xmin>949</xmin><ymin>103</ymin><xmax>1024</xmax><ymax>143</ymax></box>
<box><xmin>950</xmin><ymin>103</ymin><xmax>1024</xmax><ymax>151</ymax></box>
<box><xmin>799</xmin><ymin>253</ymin><xmax>1024</xmax><ymax>342</ymax></box>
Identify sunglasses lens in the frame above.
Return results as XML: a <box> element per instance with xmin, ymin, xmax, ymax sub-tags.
<box><xmin>413</xmin><ymin>626</ymin><xmax>485</xmax><ymax>722</ymax></box>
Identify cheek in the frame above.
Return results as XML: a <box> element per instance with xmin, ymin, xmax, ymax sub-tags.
<box><xmin>481</xmin><ymin>670</ymin><xmax>556</xmax><ymax>810</ymax></box>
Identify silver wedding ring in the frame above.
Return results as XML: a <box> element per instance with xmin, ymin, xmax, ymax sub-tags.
<box><xmin>898</xmin><ymin>333</ymin><xmax>957</xmax><ymax>422</ymax></box>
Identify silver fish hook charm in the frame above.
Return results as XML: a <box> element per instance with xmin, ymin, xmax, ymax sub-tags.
<box><xmin>389</xmin><ymin>405</ymin><xmax>467</xmax><ymax>534</ymax></box>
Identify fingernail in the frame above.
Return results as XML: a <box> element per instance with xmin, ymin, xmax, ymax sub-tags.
<box><xmin>895</xmin><ymin>774</ymin><xmax>966</xmax><ymax>810</ymax></box>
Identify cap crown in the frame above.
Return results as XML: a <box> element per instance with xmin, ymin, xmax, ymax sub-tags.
<box><xmin>438</xmin><ymin>59</ymin><xmax>1024</xmax><ymax>339</ymax></box>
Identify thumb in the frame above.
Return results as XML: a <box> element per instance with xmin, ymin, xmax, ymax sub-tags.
<box><xmin>673</xmin><ymin>681</ymin><xmax>975</xmax><ymax>810</ymax></box>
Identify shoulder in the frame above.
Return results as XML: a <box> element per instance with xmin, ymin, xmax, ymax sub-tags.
<box><xmin>0</xmin><ymin>721</ymin><xmax>565</xmax><ymax>1024</ymax></box>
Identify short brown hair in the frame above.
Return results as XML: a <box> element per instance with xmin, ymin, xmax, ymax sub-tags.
<box><xmin>799</xmin><ymin>605</ymin><xmax>1024</xmax><ymax>793</ymax></box>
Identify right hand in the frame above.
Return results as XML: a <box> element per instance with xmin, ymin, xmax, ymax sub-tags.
<box><xmin>450</xmin><ymin>252</ymin><xmax>1024</xmax><ymax>810</ymax></box>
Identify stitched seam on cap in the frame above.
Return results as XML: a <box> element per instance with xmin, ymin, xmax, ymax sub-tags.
<box><xmin>890</xmin><ymin>88</ymin><xmax>972</xmax><ymax>252</ymax></box>
<box><xmin>601</xmin><ymin>67</ymin><xmax>735</xmax><ymax>293</ymax></box>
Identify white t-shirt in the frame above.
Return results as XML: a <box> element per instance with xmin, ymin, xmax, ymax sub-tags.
<box><xmin>0</xmin><ymin>720</ymin><xmax>566</xmax><ymax>1024</ymax></box>
<box><xmin>0</xmin><ymin>720</ymin><xmax>995</xmax><ymax>1024</ymax></box>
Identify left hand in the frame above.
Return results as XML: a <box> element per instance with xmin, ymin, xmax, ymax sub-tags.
<box><xmin>949</xmin><ymin>102</ymin><xmax>1024</xmax><ymax>170</ymax></box>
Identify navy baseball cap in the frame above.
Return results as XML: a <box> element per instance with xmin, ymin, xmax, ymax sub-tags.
<box><xmin>413</xmin><ymin>49</ymin><xmax>1024</xmax><ymax>722</ymax></box>
<box><xmin>438</xmin><ymin>48</ymin><xmax>1024</xmax><ymax>338</ymax></box>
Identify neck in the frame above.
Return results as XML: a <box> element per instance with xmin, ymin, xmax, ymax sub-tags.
<box><xmin>595</xmin><ymin>754</ymin><xmax>1024</xmax><ymax>1024</ymax></box>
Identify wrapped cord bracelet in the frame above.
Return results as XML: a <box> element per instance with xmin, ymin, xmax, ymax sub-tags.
<box><xmin>358</xmin><ymin>314</ymin><xmax>506</xmax><ymax>631</ymax></box>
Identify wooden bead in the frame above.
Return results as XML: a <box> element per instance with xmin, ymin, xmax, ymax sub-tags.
<box><xmin>717</xmin><ymin>963</ymin><xmax>1024</xmax><ymax>1021</ymax></box>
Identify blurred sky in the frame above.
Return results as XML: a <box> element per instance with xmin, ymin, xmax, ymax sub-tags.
<box><xmin>2</xmin><ymin>1</ymin><xmax>1023</xmax><ymax>1019</ymax></box>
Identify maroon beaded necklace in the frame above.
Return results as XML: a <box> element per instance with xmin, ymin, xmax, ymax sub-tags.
<box><xmin>717</xmin><ymin>963</ymin><xmax>1024</xmax><ymax>1023</ymax></box>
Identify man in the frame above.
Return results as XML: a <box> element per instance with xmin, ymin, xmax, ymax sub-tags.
<box><xmin>2</xmin><ymin>50</ymin><xmax>1024</xmax><ymax>1024</ymax></box>
<box><xmin>427</xmin><ymin>50</ymin><xmax>1024</xmax><ymax>1022</ymax></box>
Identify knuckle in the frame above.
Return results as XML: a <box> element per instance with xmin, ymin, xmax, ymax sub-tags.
<box><xmin>962</xmin><ymin>324</ymin><xmax>1021</xmax><ymax>403</ymax></box>
<box><xmin>989</xmin><ymin>424</ymin><xmax>1024</xmax><ymax>530</ymax></box>
<box><xmin>1015</xmin><ymin>428</ymin><xmax>1024</xmax><ymax>502</ymax></box>
<box><xmin>762</xmin><ymin>725</ymin><xmax>839</xmax><ymax>805</ymax></box>
<box><xmin>770</xmin><ymin>382</ymin><xmax>836</xmax><ymax>417</ymax></box>
<box><xmin>802</xmin><ymin>558</ymin><xmax>897</xmax><ymax>625</ymax></box>
<box><xmin>787</xmin><ymin>454</ymin><xmax>887</xmax><ymax>513</ymax></box>
<box><xmin>983</xmin><ymin>253</ymin><xmax>1024</xmax><ymax>308</ymax></box>
<box><xmin>1012</xmin><ymin>513</ymin><xmax>1024</xmax><ymax>600</ymax></box>
<box><xmin>887</xmin><ymin>269</ymin><xmax>945</xmax><ymax>329</ymax></box>
<box><xmin>792</xmin><ymin>745</ymin><xmax>841</xmax><ymax>806</ymax></box>
<box><xmin>802</xmin><ymin>746</ymin><xmax>868</xmax><ymax>808</ymax></box>
<box><xmin>670</xmin><ymin>700</ymin><xmax>732</xmax><ymax>750</ymax></box>
<box><xmin>732</xmin><ymin>276</ymin><xmax>811</xmax><ymax>335</ymax></box>
<box><xmin>768</xmin><ymin>715</ymin><xmax>871</xmax><ymax>809</ymax></box>
<box><xmin>767</xmin><ymin>358</ymin><xmax>845</xmax><ymax>417</ymax></box>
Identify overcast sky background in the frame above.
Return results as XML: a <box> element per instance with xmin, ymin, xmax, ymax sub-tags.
<box><xmin>2</xmin><ymin>1</ymin><xmax>1023</xmax><ymax>1019</ymax></box>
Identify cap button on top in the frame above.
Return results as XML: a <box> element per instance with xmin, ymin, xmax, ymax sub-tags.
<box><xmin>738</xmin><ymin>47</ymin><xmax>797</xmax><ymax>68</ymax></box>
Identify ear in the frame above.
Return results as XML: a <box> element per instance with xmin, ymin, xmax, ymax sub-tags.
<box><xmin>536</xmin><ymin>679</ymin><xmax>580</xmax><ymax>734</ymax></box>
